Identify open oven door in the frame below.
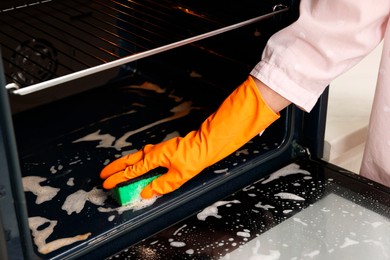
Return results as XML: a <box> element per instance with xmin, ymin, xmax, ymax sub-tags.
<box><xmin>80</xmin><ymin>85</ymin><xmax>390</xmax><ymax>260</ymax></box>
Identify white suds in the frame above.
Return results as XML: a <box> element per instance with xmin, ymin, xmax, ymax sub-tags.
<box><xmin>243</xmin><ymin>185</ymin><xmax>255</xmax><ymax>192</ymax></box>
<box><xmin>340</xmin><ymin>237</ymin><xmax>359</xmax><ymax>248</ymax></box>
<box><xmin>170</xmin><ymin>241</ymin><xmax>186</xmax><ymax>247</ymax></box>
<box><xmin>49</xmin><ymin>166</ymin><xmax>57</xmax><ymax>174</ymax></box>
<box><xmin>73</xmin><ymin>130</ymin><xmax>116</xmax><ymax>148</ymax></box>
<box><xmin>28</xmin><ymin>216</ymin><xmax>91</xmax><ymax>254</ymax></box>
<box><xmin>61</xmin><ymin>187</ymin><xmax>108</xmax><ymax>215</ymax></box>
<box><xmin>255</xmin><ymin>202</ymin><xmax>275</xmax><ymax>210</ymax></box>
<box><xmin>66</xmin><ymin>177</ymin><xmax>75</xmax><ymax>186</ymax></box>
<box><xmin>255</xmin><ymin>250</ymin><xmax>281</xmax><ymax>260</ymax></box>
<box><xmin>235</xmin><ymin>149</ymin><xmax>249</xmax><ymax>156</ymax></box>
<box><xmin>22</xmin><ymin>176</ymin><xmax>60</xmax><ymax>204</ymax></box>
<box><xmin>69</xmin><ymin>159</ymin><xmax>82</xmax><ymax>165</ymax></box>
<box><xmin>186</xmin><ymin>249</ymin><xmax>195</xmax><ymax>255</ymax></box>
<box><xmin>173</xmin><ymin>224</ymin><xmax>187</xmax><ymax>236</ymax></box>
<box><xmin>103</xmin><ymin>159</ymin><xmax>110</xmax><ymax>165</ymax></box>
<box><xmin>98</xmin><ymin>195</ymin><xmax>159</xmax><ymax>214</ymax></box>
<box><xmin>261</xmin><ymin>163</ymin><xmax>310</xmax><ymax>184</ymax></box>
<box><xmin>237</xmin><ymin>231</ymin><xmax>251</xmax><ymax>238</ymax></box>
<box><xmin>364</xmin><ymin>221</ymin><xmax>383</xmax><ymax>228</ymax></box>
<box><xmin>293</xmin><ymin>217</ymin><xmax>308</xmax><ymax>226</ymax></box>
<box><xmin>197</xmin><ymin>200</ymin><xmax>240</xmax><ymax>221</ymax></box>
<box><xmin>274</xmin><ymin>192</ymin><xmax>305</xmax><ymax>201</ymax></box>
<box><xmin>72</xmin><ymin>84</ymin><xmax>193</xmax><ymax>151</ymax></box>
<box><xmin>214</xmin><ymin>168</ymin><xmax>229</xmax><ymax>174</ymax></box>
<box><xmin>304</xmin><ymin>250</ymin><xmax>320</xmax><ymax>258</ymax></box>
<box><xmin>113</xmin><ymin>101</ymin><xmax>193</xmax><ymax>150</ymax></box>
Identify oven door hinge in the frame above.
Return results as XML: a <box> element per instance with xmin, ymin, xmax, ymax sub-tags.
<box><xmin>292</xmin><ymin>140</ymin><xmax>312</xmax><ymax>160</ymax></box>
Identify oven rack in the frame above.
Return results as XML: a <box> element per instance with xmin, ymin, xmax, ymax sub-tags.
<box><xmin>0</xmin><ymin>0</ymin><xmax>288</xmax><ymax>95</ymax></box>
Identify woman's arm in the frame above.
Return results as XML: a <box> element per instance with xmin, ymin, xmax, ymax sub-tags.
<box><xmin>253</xmin><ymin>77</ymin><xmax>291</xmax><ymax>113</ymax></box>
<box><xmin>252</xmin><ymin>0</ymin><xmax>390</xmax><ymax>112</ymax></box>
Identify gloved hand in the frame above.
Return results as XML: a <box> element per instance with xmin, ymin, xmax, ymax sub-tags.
<box><xmin>100</xmin><ymin>76</ymin><xmax>280</xmax><ymax>199</ymax></box>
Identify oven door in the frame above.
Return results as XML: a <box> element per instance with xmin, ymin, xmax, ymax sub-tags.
<box><xmin>102</xmin><ymin>158</ymin><xmax>390</xmax><ymax>260</ymax></box>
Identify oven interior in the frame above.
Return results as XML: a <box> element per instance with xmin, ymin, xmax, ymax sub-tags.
<box><xmin>0</xmin><ymin>0</ymin><xmax>310</xmax><ymax>259</ymax></box>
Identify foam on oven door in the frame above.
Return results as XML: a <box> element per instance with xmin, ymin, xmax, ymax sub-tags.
<box><xmin>16</xmin><ymin>74</ymin><xmax>288</xmax><ymax>258</ymax></box>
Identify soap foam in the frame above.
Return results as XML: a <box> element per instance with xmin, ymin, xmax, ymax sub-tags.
<box><xmin>98</xmin><ymin>195</ymin><xmax>159</xmax><ymax>215</ymax></box>
<box><xmin>113</xmin><ymin>101</ymin><xmax>193</xmax><ymax>150</ymax></box>
<box><xmin>293</xmin><ymin>217</ymin><xmax>308</xmax><ymax>226</ymax></box>
<box><xmin>274</xmin><ymin>192</ymin><xmax>305</xmax><ymax>201</ymax></box>
<box><xmin>22</xmin><ymin>176</ymin><xmax>60</xmax><ymax>204</ymax></box>
<box><xmin>255</xmin><ymin>202</ymin><xmax>275</xmax><ymax>210</ymax></box>
<box><xmin>28</xmin><ymin>216</ymin><xmax>91</xmax><ymax>255</ymax></box>
<box><xmin>261</xmin><ymin>163</ymin><xmax>310</xmax><ymax>184</ymax></box>
<box><xmin>66</xmin><ymin>177</ymin><xmax>75</xmax><ymax>186</ymax></box>
<box><xmin>170</xmin><ymin>241</ymin><xmax>186</xmax><ymax>247</ymax></box>
<box><xmin>61</xmin><ymin>187</ymin><xmax>108</xmax><ymax>215</ymax></box>
<box><xmin>75</xmin><ymin>101</ymin><xmax>194</xmax><ymax>151</ymax></box>
<box><xmin>197</xmin><ymin>200</ymin><xmax>240</xmax><ymax>221</ymax></box>
<box><xmin>73</xmin><ymin>130</ymin><xmax>117</xmax><ymax>148</ymax></box>
<box><xmin>340</xmin><ymin>237</ymin><xmax>359</xmax><ymax>248</ymax></box>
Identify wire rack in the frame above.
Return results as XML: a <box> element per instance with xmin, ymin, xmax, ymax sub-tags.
<box><xmin>0</xmin><ymin>0</ymin><xmax>288</xmax><ymax>94</ymax></box>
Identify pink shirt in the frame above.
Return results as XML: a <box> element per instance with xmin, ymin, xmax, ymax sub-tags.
<box><xmin>251</xmin><ymin>0</ymin><xmax>390</xmax><ymax>186</ymax></box>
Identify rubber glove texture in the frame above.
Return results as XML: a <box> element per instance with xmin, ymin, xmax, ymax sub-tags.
<box><xmin>100</xmin><ymin>76</ymin><xmax>280</xmax><ymax>198</ymax></box>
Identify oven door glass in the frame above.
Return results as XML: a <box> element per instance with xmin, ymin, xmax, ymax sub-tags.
<box><xmin>111</xmin><ymin>159</ymin><xmax>390</xmax><ymax>260</ymax></box>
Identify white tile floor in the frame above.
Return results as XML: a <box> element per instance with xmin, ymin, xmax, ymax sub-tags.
<box><xmin>324</xmin><ymin>43</ymin><xmax>382</xmax><ymax>173</ymax></box>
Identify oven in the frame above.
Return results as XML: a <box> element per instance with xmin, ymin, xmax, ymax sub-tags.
<box><xmin>1</xmin><ymin>1</ymin><xmax>389</xmax><ymax>259</ymax></box>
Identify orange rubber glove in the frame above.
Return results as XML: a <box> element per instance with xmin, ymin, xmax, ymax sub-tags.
<box><xmin>100</xmin><ymin>76</ymin><xmax>280</xmax><ymax>198</ymax></box>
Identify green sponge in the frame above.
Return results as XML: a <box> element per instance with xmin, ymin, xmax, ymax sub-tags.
<box><xmin>113</xmin><ymin>169</ymin><xmax>163</xmax><ymax>206</ymax></box>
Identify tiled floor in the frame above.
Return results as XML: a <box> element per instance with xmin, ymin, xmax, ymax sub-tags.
<box><xmin>324</xmin><ymin>43</ymin><xmax>382</xmax><ymax>173</ymax></box>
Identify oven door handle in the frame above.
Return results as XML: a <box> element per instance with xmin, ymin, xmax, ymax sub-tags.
<box><xmin>6</xmin><ymin>6</ymin><xmax>289</xmax><ymax>96</ymax></box>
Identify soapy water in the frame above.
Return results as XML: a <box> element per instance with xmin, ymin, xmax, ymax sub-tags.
<box><xmin>66</xmin><ymin>177</ymin><xmax>75</xmax><ymax>186</ymax></box>
<box><xmin>61</xmin><ymin>187</ymin><xmax>108</xmax><ymax>215</ymax></box>
<box><xmin>109</xmin><ymin>162</ymin><xmax>390</xmax><ymax>260</ymax></box>
<box><xmin>98</xmin><ymin>195</ymin><xmax>159</xmax><ymax>215</ymax></box>
<box><xmin>260</xmin><ymin>163</ymin><xmax>311</xmax><ymax>184</ymax></box>
<box><xmin>73</xmin><ymin>101</ymin><xmax>194</xmax><ymax>151</ymax></box>
<box><xmin>72</xmin><ymin>130</ymin><xmax>117</xmax><ymax>149</ymax></box>
<box><xmin>20</xmin><ymin>80</ymin><xmax>287</xmax><ymax>257</ymax></box>
<box><xmin>173</xmin><ymin>224</ymin><xmax>187</xmax><ymax>236</ymax></box>
<box><xmin>293</xmin><ymin>217</ymin><xmax>308</xmax><ymax>226</ymax></box>
<box><xmin>109</xmin><ymin>163</ymin><xmax>320</xmax><ymax>259</ymax></box>
<box><xmin>23</xmin><ymin>176</ymin><xmax>157</xmax><ymax>218</ymax></box>
<box><xmin>274</xmin><ymin>192</ymin><xmax>305</xmax><ymax>201</ymax></box>
<box><xmin>29</xmin><ymin>216</ymin><xmax>91</xmax><ymax>255</ymax></box>
<box><xmin>255</xmin><ymin>202</ymin><xmax>275</xmax><ymax>210</ymax></box>
<box><xmin>22</xmin><ymin>176</ymin><xmax>60</xmax><ymax>204</ymax></box>
<box><xmin>24</xmin><ymin>130</ymin><xmax>182</xmax><ymax>216</ymax></box>
<box><xmin>21</xmin><ymin>82</ymin><xmax>196</xmax><ymax>255</ymax></box>
<box><xmin>220</xmin><ymin>193</ymin><xmax>390</xmax><ymax>260</ymax></box>
<box><xmin>197</xmin><ymin>200</ymin><xmax>241</xmax><ymax>221</ymax></box>
<box><xmin>340</xmin><ymin>237</ymin><xmax>359</xmax><ymax>248</ymax></box>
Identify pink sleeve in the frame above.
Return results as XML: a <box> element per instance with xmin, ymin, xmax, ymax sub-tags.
<box><xmin>251</xmin><ymin>0</ymin><xmax>390</xmax><ymax>112</ymax></box>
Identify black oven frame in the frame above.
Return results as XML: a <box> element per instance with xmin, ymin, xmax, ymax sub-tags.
<box><xmin>0</xmin><ymin>1</ymin><xmax>335</xmax><ymax>259</ymax></box>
